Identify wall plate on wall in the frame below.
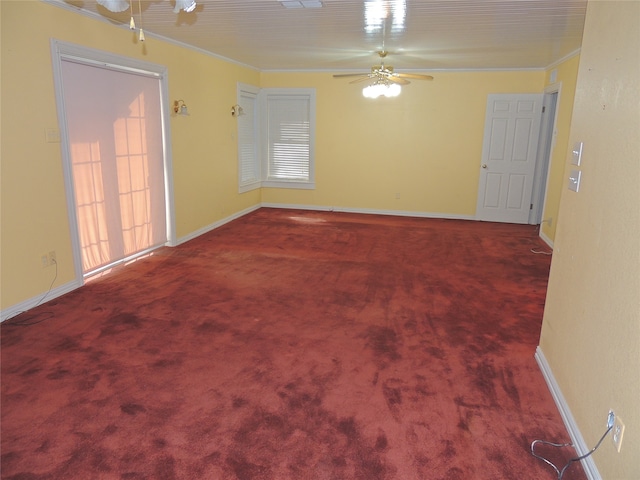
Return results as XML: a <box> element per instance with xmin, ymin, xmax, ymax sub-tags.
<box><xmin>568</xmin><ymin>169</ymin><xmax>582</xmax><ymax>192</ymax></box>
<box><xmin>572</xmin><ymin>141</ymin><xmax>583</xmax><ymax>166</ymax></box>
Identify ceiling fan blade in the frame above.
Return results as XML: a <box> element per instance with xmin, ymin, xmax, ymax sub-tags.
<box><xmin>395</xmin><ymin>73</ymin><xmax>434</xmax><ymax>81</ymax></box>
<box><xmin>387</xmin><ymin>76</ymin><xmax>410</xmax><ymax>85</ymax></box>
<box><xmin>333</xmin><ymin>73</ymin><xmax>370</xmax><ymax>78</ymax></box>
<box><xmin>349</xmin><ymin>76</ymin><xmax>376</xmax><ymax>84</ymax></box>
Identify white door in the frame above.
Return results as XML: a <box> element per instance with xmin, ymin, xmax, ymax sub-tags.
<box><xmin>475</xmin><ymin>94</ymin><xmax>543</xmax><ymax>224</ymax></box>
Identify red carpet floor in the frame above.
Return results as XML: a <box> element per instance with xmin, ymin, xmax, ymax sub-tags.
<box><xmin>1</xmin><ymin>208</ymin><xmax>586</xmax><ymax>479</ymax></box>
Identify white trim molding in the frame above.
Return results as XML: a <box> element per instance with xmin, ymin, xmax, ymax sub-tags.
<box><xmin>261</xmin><ymin>202</ymin><xmax>476</xmax><ymax>221</ymax></box>
<box><xmin>539</xmin><ymin>231</ymin><xmax>554</xmax><ymax>250</ymax></box>
<box><xmin>176</xmin><ymin>205</ymin><xmax>261</xmax><ymax>245</ymax></box>
<box><xmin>535</xmin><ymin>346</ymin><xmax>602</xmax><ymax>480</ymax></box>
<box><xmin>1</xmin><ymin>280</ymin><xmax>81</xmax><ymax>323</ymax></box>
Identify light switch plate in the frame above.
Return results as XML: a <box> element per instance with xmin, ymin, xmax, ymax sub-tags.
<box><xmin>568</xmin><ymin>169</ymin><xmax>581</xmax><ymax>192</ymax></box>
<box><xmin>572</xmin><ymin>142</ymin><xmax>583</xmax><ymax>166</ymax></box>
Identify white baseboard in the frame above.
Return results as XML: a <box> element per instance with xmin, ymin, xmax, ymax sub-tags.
<box><xmin>175</xmin><ymin>204</ymin><xmax>261</xmax><ymax>245</ymax></box>
<box><xmin>260</xmin><ymin>202</ymin><xmax>334</xmax><ymax>213</ymax></box>
<box><xmin>535</xmin><ymin>346</ymin><xmax>601</xmax><ymax>480</ymax></box>
<box><xmin>539</xmin><ymin>230</ymin><xmax>554</xmax><ymax>250</ymax></box>
<box><xmin>261</xmin><ymin>202</ymin><xmax>476</xmax><ymax>221</ymax></box>
<box><xmin>1</xmin><ymin>279</ymin><xmax>81</xmax><ymax>323</ymax></box>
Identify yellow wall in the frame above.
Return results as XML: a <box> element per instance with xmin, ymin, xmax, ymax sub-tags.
<box><xmin>540</xmin><ymin>55</ymin><xmax>581</xmax><ymax>242</ymax></box>
<box><xmin>260</xmin><ymin>71</ymin><xmax>545</xmax><ymax>214</ymax></box>
<box><xmin>0</xmin><ymin>1</ymin><xmax>260</xmax><ymax>308</ymax></box>
<box><xmin>9</xmin><ymin>3</ymin><xmax>634</xmax><ymax>478</ymax></box>
<box><xmin>539</xmin><ymin>1</ymin><xmax>639</xmax><ymax>478</ymax></box>
<box><xmin>1</xmin><ymin>2</ymin><xmax>559</xmax><ymax>316</ymax></box>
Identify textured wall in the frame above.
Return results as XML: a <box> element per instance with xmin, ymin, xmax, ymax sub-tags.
<box><xmin>539</xmin><ymin>1</ymin><xmax>640</xmax><ymax>478</ymax></box>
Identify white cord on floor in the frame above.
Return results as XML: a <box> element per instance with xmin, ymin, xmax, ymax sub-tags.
<box><xmin>531</xmin><ymin>424</ymin><xmax>613</xmax><ymax>479</ymax></box>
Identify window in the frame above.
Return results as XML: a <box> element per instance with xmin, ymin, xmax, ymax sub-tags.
<box><xmin>237</xmin><ymin>86</ymin><xmax>316</xmax><ymax>192</ymax></box>
<box><xmin>262</xmin><ymin>90</ymin><xmax>315</xmax><ymax>189</ymax></box>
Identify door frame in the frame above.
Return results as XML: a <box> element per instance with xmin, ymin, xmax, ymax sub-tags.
<box><xmin>529</xmin><ymin>83</ymin><xmax>562</xmax><ymax>225</ymax></box>
<box><xmin>50</xmin><ymin>40</ymin><xmax>176</xmax><ymax>284</ymax></box>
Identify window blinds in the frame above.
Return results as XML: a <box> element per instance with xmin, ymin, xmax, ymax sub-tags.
<box><xmin>265</xmin><ymin>95</ymin><xmax>311</xmax><ymax>182</ymax></box>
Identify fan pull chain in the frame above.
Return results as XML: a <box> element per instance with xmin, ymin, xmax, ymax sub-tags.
<box><xmin>129</xmin><ymin>0</ymin><xmax>135</xmax><ymax>30</ymax></box>
<box><xmin>138</xmin><ymin>0</ymin><xmax>145</xmax><ymax>41</ymax></box>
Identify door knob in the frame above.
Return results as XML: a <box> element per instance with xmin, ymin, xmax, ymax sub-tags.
<box><xmin>482</xmin><ymin>164</ymin><xmax>487</xmax><ymax>168</ymax></box>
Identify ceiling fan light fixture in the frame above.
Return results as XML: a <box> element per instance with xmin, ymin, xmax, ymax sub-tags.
<box><xmin>173</xmin><ymin>0</ymin><xmax>197</xmax><ymax>13</ymax></box>
<box><xmin>96</xmin><ymin>0</ymin><xmax>198</xmax><ymax>15</ymax></box>
<box><xmin>363</xmin><ymin>82</ymin><xmax>401</xmax><ymax>99</ymax></box>
<box><xmin>97</xmin><ymin>0</ymin><xmax>130</xmax><ymax>13</ymax></box>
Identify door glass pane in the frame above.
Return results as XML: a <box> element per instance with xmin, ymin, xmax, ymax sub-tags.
<box><xmin>61</xmin><ymin>60</ymin><xmax>166</xmax><ymax>275</ymax></box>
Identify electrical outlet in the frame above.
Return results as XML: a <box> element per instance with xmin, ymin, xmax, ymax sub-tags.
<box><xmin>40</xmin><ymin>251</ymin><xmax>56</xmax><ymax>268</ymax></box>
<box><xmin>612</xmin><ymin>414</ymin><xmax>625</xmax><ymax>452</ymax></box>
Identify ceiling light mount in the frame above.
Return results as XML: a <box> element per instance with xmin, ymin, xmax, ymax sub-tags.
<box><xmin>97</xmin><ymin>0</ymin><xmax>197</xmax><ymax>43</ymax></box>
<box><xmin>97</xmin><ymin>0</ymin><xmax>197</xmax><ymax>14</ymax></box>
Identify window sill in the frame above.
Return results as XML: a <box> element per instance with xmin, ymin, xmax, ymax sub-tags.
<box><xmin>262</xmin><ymin>180</ymin><xmax>315</xmax><ymax>190</ymax></box>
<box><xmin>239</xmin><ymin>181</ymin><xmax>261</xmax><ymax>194</ymax></box>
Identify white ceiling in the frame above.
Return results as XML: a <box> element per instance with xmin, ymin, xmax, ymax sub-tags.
<box><xmin>52</xmin><ymin>0</ymin><xmax>587</xmax><ymax>72</ymax></box>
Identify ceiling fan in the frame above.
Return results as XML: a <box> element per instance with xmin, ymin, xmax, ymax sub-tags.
<box><xmin>333</xmin><ymin>51</ymin><xmax>434</xmax><ymax>87</ymax></box>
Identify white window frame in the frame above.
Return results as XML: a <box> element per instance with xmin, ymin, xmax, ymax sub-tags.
<box><xmin>236</xmin><ymin>86</ymin><xmax>316</xmax><ymax>192</ymax></box>
<box><xmin>50</xmin><ymin>39</ymin><xmax>176</xmax><ymax>285</ymax></box>
<box><xmin>260</xmin><ymin>88</ymin><xmax>316</xmax><ymax>190</ymax></box>
<box><xmin>237</xmin><ymin>83</ymin><xmax>261</xmax><ymax>193</ymax></box>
